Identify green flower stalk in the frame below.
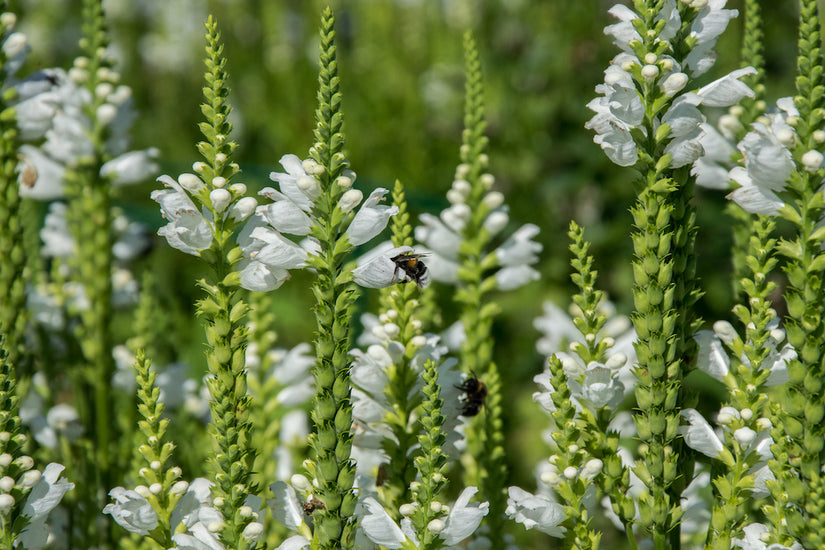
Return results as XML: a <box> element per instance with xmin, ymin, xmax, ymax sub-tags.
<box><xmin>766</xmin><ymin>0</ymin><xmax>825</xmax><ymax>545</ymax></box>
<box><xmin>508</xmin><ymin>223</ymin><xmax>633</xmax><ymax>549</ymax></box>
<box><xmin>151</xmin><ymin>16</ymin><xmax>260</xmax><ymax>547</ymax></box>
<box><xmin>0</xmin><ymin>343</ymin><xmax>75</xmax><ymax>550</ymax></box>
<box><xmin>726</xmin><ymin>0</ymin><xmax>767</xmax><ymax>299</ymax></box>
<box><xmin>303</xmin><ymin>8</ymin><xmax>360</xmax><ymax>549</ymax></box>
<box><xmin>0</xmin><ymin>12</ymin><xmax>27</xmax><ymax>374</ymax></box>
<box><xmin>586</xmin><ymin>2</ymin><xmax>756</xmax><ymax>546</ymax></box>
<box><xmin>697</xmin><ymin>216</ymin><xmax>780</xmax><ymax>549</ymax></box>
<box><xmin>408</xmin><ymin>359</ymin><xmax>451</xmax><ymax>549</ymax></box>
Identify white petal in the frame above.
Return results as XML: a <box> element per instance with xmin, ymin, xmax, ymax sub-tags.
<box><xmin>275</xmin><ymin>535</ymin><xmax>311</xmax><ymax>550</ymax></box>
<box><xmin>267</xmin><ymin>481</ymin><xmax>304</xmax><ymax>530</ymax></box>
<box><xmin>698</xmin><ymin>67</ymin><xmax>756</xmax><ymax>107</ymax></box>
<box><xmin>727</xmin><ymin>167</ymin><xmax>784</xmax><ymax>216</ymax></box>
<box><xmin>496</xmin><ymin>223</ymin><xmax>541</xmax><ymax>266</ymax></box>
<box><xmin>347</xmin><ymin>188</ymin><xmax>398</xmax><ymax>246</ymax></box>
<box><xmin>680</xmin><ymin>409</ymin><xmax>724</xmax><ymax>458</ymax></box>
<box><xmin>351</xmin><ymin>246</ymin><xmax>412</xmax><ymax>288</ymax></box>
<box><xmin>172</xmin><ymin>523</ymin><xmax>225</xmax><ymax>550</ymax></box>
<box><xmin>238</xmin><ymin>259</ymin><xmax>290</xmax><ymax>292</ymax></box>
<box><xmin>505</xmin><ymin>486</ymin><xmax>566</xmax><ymax>537</ymax></box>
<box><xmin>259</xmin><ymin>195</ymin><xmax>312</xmax><ymax>236</ymax></box>
<box><xmin>22</xmin><ymin>463</ymin><xmax>74</xmax><ymax>521</ymax></box>
<box><xmin>249</xmin><ymin>226</ymin><xmax>308</xmax><ymax>269</ymax></box>
<box><xmin>101</xmin><ymin>148</ymin><xmax>159</xmax><ymax>185</ymax></box>
<box><xmin>496</xmin><ymin>265</ymin><xmax>540</xmax><ymax>290</ymax></box>
<box><xmin>18</xmin><ymin>145</ymin><xmax>66</xmax><ymax>200</ymax></box>
<box><xmin>442</xmin><ymin>487</ymin><xmax>490</xmax><ymax>545</ymax></box>
<box><xmin>694</xmin><ymin>330</ymin><xmax>729</xmax><ymax>380</ymax></box>
<box><xmin>102</xmin><ymin>487</ymin><xmax>158</xmax><ymax>535</ymax></box>
<box><xmin>359</xmin><ymin>497</ymin><xmax>405</xmax><ymax>548</ymax></box>
<box><xmin>416</xmin><ymin>213</ymin><xmax>461</xmax><ymax>259</ymax></box>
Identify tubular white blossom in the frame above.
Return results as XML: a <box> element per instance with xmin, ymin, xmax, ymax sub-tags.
<box><xmin>346</xmin><ymin>188</ymin><xmax>398</xmax><ymax>246</ymax></box>
<box><xmin>680</xmin><ymin>409</ymin><xmax>724</xmax><ymax>458</ymax></box>
<box><xmin>152</xmin><ymin>175</ymin><xmax>213</xmax><ymax>256</ymax></box>
<box><xmin>505</xmin><ymin>486</ymin><xmax>566</xmax><ymax>537</ymax></box>
<box><xmin>351</xmin><ymin>245</ymin><xmax>413</xmax><ymax>289</ymax></box>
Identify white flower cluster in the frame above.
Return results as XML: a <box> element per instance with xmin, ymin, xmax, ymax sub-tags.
<box><xmin>152</xmin><ymin>170</ymin><xmax>255</xmax><ymax>257</ymax></box>
<box><xmin>105</xmin><ymin>476</ymin><xmax>266</xmax><ymax>547</ymax></box>
<box><xmin>236</xmin><ymin>154</ymin><xmax>397</xmax><ymax>291</ymax></box>
<box><xmin>0</xmin><ymin>458</ymin><xmax>74</xmax><ymax>550</ymax></box>
<box><xmin>415</xmin><ymin>162</ymin><xmax>541</xmax><ymax>290</ymax></box>
<box><xmin>15</xmin><ymin>63</ymin><xmax>159</xmax><ymax>199</ymax></box>
<box><xmin>586</xmin><ymin>1</ymin><xmax>755</xmax><ymax>168</ymax></box>
<box><xmin>533</xmin><ymin>300</ymin><xmax>637</xmax><ymax>411</ymax></box>
<box><xmin>350</xmin><ymin>310</ymin><xmax>464</xmax><ymax>485</ymax></box>
<box><xmin>359</xmin><ymin>486</ymin><xmax>489</xmax><ymax>548</ymax></box>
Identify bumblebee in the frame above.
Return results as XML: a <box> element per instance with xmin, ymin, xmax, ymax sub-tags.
<box><xmin>302</xmin><ymin>496</ymin><xmax>325</xmax><ymax>516</ymax></box>
<box><xmin>390</xmin><ymin>251</ymin><xmax>430</xmax><ymax>288</ymax></box>
<box><xmin>456</xmin><ymin>375</ymin><xmax>487</xmax><ymax>417</ymax></box>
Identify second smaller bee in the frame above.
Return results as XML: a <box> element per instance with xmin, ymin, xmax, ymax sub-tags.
<box><xmin>456</xmin><ymin>374</ymin><xmax>487</xmax><ymax>417</ymax></box>
<box><xmin>390</xmin><ymin>251</ymin><xmax>430</xmax><ymax>288</ymax></box>
<box><xmin>302</xmin><ymin>496</ymin><xmax>325</xmax><ymax>516</ymax></box>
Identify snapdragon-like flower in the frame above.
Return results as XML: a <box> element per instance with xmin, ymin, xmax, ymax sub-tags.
<box><xmin>151</xmin><ymin>174</ymin><xmax>215</xmax><ymax>256</ymax></box>
<box><xmin>359</xmin><ymin>487</ymin><xmax>489</xmax><ymax>547</ymax></box>
<box><xmin>505</xmin><ymin>486</ymin><xmax>566</xmax><ymax>538</ymax></box>
<box><xmin>694</xmin><ymin>319</ymin><xmax>793</xmax><ymax>386</ymax></box>
<box><xmin>237</xmin><ymin>154</ymin><xmax>397</xmax><ymax>291</ymax></box>
<box><xmin>726</xmin><ymin>98</ymin><xmax>798</xmax><ymax>215</ymax></box>
<box><xmin>17</xmin><ymin>463</ymin><xmax>75</xmax><ymax>550</ymax></box>
<box><xmin>415</xmin><ymin>169</ymin><xmax>541</xmax><ymax>289</ymax></box>
<box><xmin>14</xmin><ymin>65</ymin><xmax>158</xmax><ymax>198</ymax></box>
<box><xmin>733</xmin><ymin>523</ymin><xmax>803</xmax><ymax>550</ymax></box>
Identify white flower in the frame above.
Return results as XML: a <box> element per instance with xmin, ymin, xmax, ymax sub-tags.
<box><xmin>680</xmin><ymin>409</ymin><xmax>724</xmax><ymax>458</ymax></box>
<box><xmin>733</xmin><ymin>523</ymin><xmax>803</xmax><ymax>550</ymax></box>
<box><xmin>17</xmin><ymin>145</ymin><xmax>65</xmax><ymax>200</ymax></box>
<box><xmin>495</xmin><ymin>264</ymin><xmax>540</xmax><ymax>290</ymax></box>
<box><xmin>100</xmin><ymin>148</ymin><xmax>160</xmax><ymax>185</ymax></box>
<box><xmin>172</xmin><ymin>522</ymin><xmax>225</xmax><ymax>550</ymax></box>
<box><xmin>345</xmin><ymin>188</ymin><xmax>397</xmax><ymax>246</ymax></box>
<box><xmin>351</xmin><ymin>244</ymin><xmax>416</xmax><ymax>289</ymax></box>
<box><xmin>359</xmin><ymin>497</ymin><xmax>407</xmax><ymax>548</ymax></box>
<box><xmin>505</xmin><ymin>486</ymin><xmax>566</xmax><ymax>537</ymax></box>
<box><xmin>152</xmin><ymin>174</ymin><xmax>213</xmax><ymax>256</ymax></box>
<box><xmin>18</xmin><ymin>464</ymin><xmax>74</xmax><ymax>550</ymax></box>
<box><xmin>495</xmin><ymin>223</ymin><xmax>541</xmax><ymax>266</ymax></box>
<box><xmin>267</xmin><ymin>481</ymin><xmax>304</xmax><ymax>531</ymax></box>
<box><xmin>692</xmin><ymin>122</ymin><xmax>736</xmax><ymax>189</ymax></box>
<box><xmin>103</xmin><ymin>487</ymin><xmax>158</xmax><ymax>535</ymax></box>
<box><xmin>440</xmin><ymin>487</ymin><xmax>490</xmax><ymax>545</ymax></box>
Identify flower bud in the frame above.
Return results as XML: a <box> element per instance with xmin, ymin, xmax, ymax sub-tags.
<box><xmin>776</xmin><ymin>128</ymin><xmax>796</xmax><ymax>147</ymax></box>
<box><xmin>212</xmin><ymin>176</ymin><xmax>227</xmax><ymax>189</ymax></box>
<box><xmin>95</xmin><ymin>82</ymin><xmax>114</xmax><ymax>99</ymax></box>
<box><xmin>455</xmin><ymin>163</ymin><xmax>470</xmax><ymax>179</ymax></box>
<box><xmin>96</xmin><ymin>104</ymin><xmax>117</xmax><ymax>126</ymax></box>
<box><xmin>0</xmin><ymin>494</ymin><xmax>14</xmax><ymax>513</ymax></box>
<box><xmin>484</xmin><ymin>211</ymin><xmax>509</xmax><ymax>235</ymax></box>
<box><xmin>229</xmin><ymin>183</ymin><xmax>247</xmax><ymax>196</ymax></box>
<box><xmin>430</xmin><ymin>501</ymin><xmax>443</xmax><ymax>513</ymax></box>
<box><xmin>712</xmin><ymin>320</ymin><xmax>737</xmax><ymax>346</ymax></box>
<box><xmin>1</xmin><ymin>13</ymin><xmax>17</xmax><ymax>28</ymax></box>
<box><xmin>229</xmin><ymin>197</ymin><xmax>258</xmax><ymax>222</ymax></box>
<box><xmin>0</xmin><ymin>432</ymin><xmax>9</xmax><ymax>442</ymax></box>
<box><xmin>814</xmin><ymin>130</ymin><xmax>825</xmax><ymax>143</ymax></box>
<box><xmin>150</xmin><ymin>460</ymin><xmax>162</xmax><ymax>471</ymax></box>
<box><xmin>3</xmin><ymin>32</ymin><xmax>26</xmax><ymax>58</ymax></box>
<box><xmin>756</xmin><ymin>417</ymin><xmax>772</xmax><ymax>431</ymax></box>
<box><xmin>208</xmin><ymin>520</ymin><xmax>225</xmax><ymax>533</ymax></box>
<box><xmin>802</xmin><ymin>150</ymin><xmax>823</xmax><ymax>173</ymax></box>
<box><xmin>662</xmin><ymin>72</ymin><xmax>688</xmax><ymax>96</ymax></box>
<box><xmin>170</xmin><ymin>481</ymin><xmax>189</xmax><ymax>495</ymax></box>
<box><xmin>135</xmin><ymin>485</ymin><xmax>151</xmax><ymax>498</ymax></box>
<box><xmin>740</xmin><ymin>408</ymin><xmax>753</xmax><ymax>421</ymax></box>
<box><xmin>641</xmin><ymin>64</ymin><xmax>660</xmax><ymax>82</ymax></box>
<box><xmin>339</xmin><ymin>189</ymin><xmax>363</xmax><ymax>213</ymax></box>
<box><xmin>239</xmin><ymin>505</ymin><xmax>254</xmax><ymax>518</ymax></box>
<box><xmin>242</xmin><ymin>521</ymin><xmax>264</xmax><ymax>542</ymax></box>
<box><xmin>15</xmin><ymin>456</ymin><xmax>33</xmax><ymax>471</ymax></box>
<box><xmin>410</xmin><ymin>335</ymin><xmax>427</xmax><ymax>348</ymax></box>
<box><xmin>644</xmin><ymin>53</ymin><xmax>658</xmax><ymax>64</ymax></box>
<box><xmin>446</xmin><ymin>189</ymin><xmax>465</xmax><ymax>205</ymax></box>
<box><xmin>21</xmin><ymin>469</ymin><xmax>41</xmax><ymax>488</ymax></box>
<box><xmin>179</xmin><ymin>173</ymin><xmax>205</xmax><ymax>194</ymax></box>
<box><xmin>427</xmin><ymin>518</ymin><xmax>446</xmax><ymax>533</ymax></box>
<box><xmin>210</xmin><ymin>188</ymin><xmax>232</xmax><ymax>212</ymax></box>
<box><xmin>563</xmin><ymin>466</ymin><xmax>578</xmax><ymax>480</ymax></box>
<box><xmin>734</xmin><ymin>427</ymin><xmax>756</xmax><ymax>447</ymax></box>
<box><xmin>302</xmin><ymin>159</ymin><xmax>324</xmax><ymax>175</ymax></box>
<box><xmin>480</xmin><ymin>173</ymin><xmax>495</xmax><ymax>188</ymax></box>
<box><xmin>399</xmin><ymin>503</ymin><xmax>417</xmax><ymax>516</ymax></box>
<box><xmin>483</xmin><ymin>191</ymin><xmax>504</xmax><ymax>210</ymax></box>
<box><xmin>290</xmin><ymin>474</ymin><xmax>312</xmax><ymax>493</ymax></box>
<box><xmin>541</xmin><ymin>470</ymin><xmax>561</xmax><ymax>488</ymax></box>
<box><xmin>452</xmin><ymin>179</ymin><xmax>471</xmax><ymax>195</ymax></box>
<box><xmin>150</xmin><ymin>483</ymin><xmax>162</xmax><ymax>495</ymax></box>
<box><xmin>431</xmin><ymin>472</ymin><xmax>443</xmax><ymax>483</ymax></box>
<box><xmin>717</xmin><ymin>406</ymin><xmax>739</xmax><ymax>425</ymax></box>
<box><xmin>213</xmin><ymin>496</ymin><xmax>225</xmax><ymax>508</ymax></box>
<box><xmin>383</xmin><ymin>323</ymin><xmax>400</xmax><ymax>338</ymax></box>
<box><xmin>0</xmin><ymin>454</ymin><xmax>11</xmax><ymax>467</ymax></box>
<box><xmin>581</xmin><ymin>458</ymin><xmax>604</xmax><ymax>480</ymax></box>
<box><xmin>0</xmin><ymin>477</ymin><xmax>14</xmax><ymax>492</ymax></box>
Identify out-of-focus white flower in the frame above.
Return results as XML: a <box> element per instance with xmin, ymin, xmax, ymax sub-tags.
<box><xmin>100</xmin><ymin>148</ymin><xmax>160</xmax><ymax>185</ymax></box>
<box><xmin>152</xmin><ymin>174</ymin><xmax>213</xmax><ymax>256</ymax></box>
<box><xmin>733</xmin><ymin>523</ymin><xmax>803</xmax><ymax>550</ymax></box>
<box><xmin>18</xmin><ymin>463</ymin><xmax>74</xmax><ymax>550</ymax></box>
<box><xmin>17</xmin><ymin>145</ymin><xmax>65</xmax><ymax>200</ymax></box>
<box><xmin>505</xmin><ymin>486</ymin><xmax>566</xmax><ymax>537</ymax></box>
<box><xmin>727</xmin><ymin>97</ymin><xmax>797</xmax><ymax>215</ymax></box>
<box><xmin>680</xmin><ymin>409</ymin><xmax>724</xmax><ymax>459</ymax></box>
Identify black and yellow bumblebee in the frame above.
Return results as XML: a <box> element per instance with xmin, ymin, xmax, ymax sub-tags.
<box><xmin>456</xmin><ymin>374</ymin><xmax>487</xmax><ymax>417</ymax></box>
<box><xmin>390</xmin><ymin>251</ymin><xmax>430</xmax><ymax>288</ymax></box>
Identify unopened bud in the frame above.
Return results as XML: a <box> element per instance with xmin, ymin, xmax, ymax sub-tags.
<box><xmin>21</xmin><ymin>470</ymin><xmax>41</xmax><ymax>488</ymax></box>
<box><xmin>212</xmin><ymin>176</ymin><xmax>227</xmax><ymax>189</ymax></box>
<box><xmin>242</xmin><ymin>521</ymin><xmax>264</xmax><ymax>542</ymax></box>
<box><xmin>0</xmin><ymin>477</ymin><xmax>14</xmax><ymax>492</ymax></box>
<box><xmin>210</xmin><ymin>188</ymin><xmax>232</xmax><ymax>212</ymax></box>
<box><xmin>179</xmin><ymin>173</ymin><xmax>205</xmax><ymax>194</ymax></box>
<box><xmin>2</xmin><ymin>32</ymin><xmax>26</xmax><ymax>58</ymax></box>
<box><xmin>149</xmin><ymin>483</ymin><xmax>162</xmax><ymax>495</ymax></box>
<box><xmin>96</xmin><ymin>104</ymin><xmax>117</xmax><ymax>126</ymax></box>
<box><xmin>734</xmin><ymin>427</ymin><xmax>757</xmax><ymax>447</ymax></box>
<box><xmin>801</xmin><ymin>150</ymin><xmax>823</xmax><ymax>173</ymax></box>
<box><xmin>641</xmin><ymin>64</ymin><xmax>659</xmax><ymax>82</ymax></box>
<box><xmin>0</xmin><ymin>494</ymin><xmax>14</xmax><ymax>513</ymax></box>
<box><xmin>483</xmin><ymin>191</ymin><xmax>504</xmax><ymax>209</ymax></box>
<box><xmin>290</xmin><ymin>474</ymin><xmax>312</xmax><ymax>493</ymax></box>
<box><xmin>400</xmin><ymin>503</ymin><xmax>417</xmax><ymax>516</ymax></box>
<box><xmin>338</xmin><ymin>189</ymin><xmax>363</xmax><ymax>213</ymax></box>
<box><xmin>427</xmin><ymin>518</ymin><xmax>446</xmax><ymax>533</ymax></box>
<box><xmin>135</xmin><ymin>485</ymin><xmax>151</xmax><ymax>498</ymax></box>
<box><xmin>229</xmin><ymin>197</ymin><xmax>258</xmax><ymax>222</ymax></box>
<box><xmin>170</xmin><ymin>481</ymin><xmax>189</xmax><ymax>495</ymax></box>
<box><xmin>662</xmin><ymin>72</ymin><xmax>688</xmax><ymax>96</ymax></box>
<box><xmin>563</xmin><ymin>466</ymin><xmax>578</xmax><ymax>480</ymax></box>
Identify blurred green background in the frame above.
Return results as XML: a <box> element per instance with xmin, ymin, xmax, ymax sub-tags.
<box><xmin>14</xmin><ymin>0</ymin><xmax>801</xmax><ymax>545</ymax></box>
